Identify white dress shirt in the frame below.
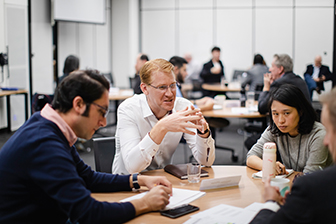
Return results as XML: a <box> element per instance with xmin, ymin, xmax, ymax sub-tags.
<box><xmin>112</xmin><ymin>94</ymin><xmax>215</xmax><ymax>174</ymax></box>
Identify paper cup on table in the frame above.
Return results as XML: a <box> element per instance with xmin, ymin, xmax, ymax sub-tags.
<box><xmin>187</xmin><ymin>163</ymin><xmax>201</xmax><ymax>183</ymax></box>
<box><xmin>270</xmin><ymin>178</ymin><xmax>290</xmax><ymax>196</ymax></box>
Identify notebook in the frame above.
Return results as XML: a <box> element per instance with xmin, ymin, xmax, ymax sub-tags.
<box><xmin>164</xmin><ymin>164</ymin><xmax>209</xmax><ymax>180</ymax></box>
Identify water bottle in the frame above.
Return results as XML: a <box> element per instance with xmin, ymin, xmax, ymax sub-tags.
<box><xmin>262</xmin><ymin>142</ymin><xmax>276</xmax><ymax>182</ymax></box>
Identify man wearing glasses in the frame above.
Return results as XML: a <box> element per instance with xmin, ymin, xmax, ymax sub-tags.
<box><xmin>0</xmin><ymin>70</ymin><xmax>173</xmax><ymax>223</ymax></box>
<box><xmin>112</xmin><ymin>59</ymin><xmax>215</xmax><ymax>175</ymax></box>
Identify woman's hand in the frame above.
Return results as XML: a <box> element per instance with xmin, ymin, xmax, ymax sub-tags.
<box><xmin>275</xmin><ymin>161</ymin><xmax>288</xmax><ymax>175</ymax></box>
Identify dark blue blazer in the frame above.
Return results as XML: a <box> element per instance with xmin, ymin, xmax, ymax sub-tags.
<box><xmin>200</xmin><ymin>59</ymin><xmax>225</xmax><ymax>83</ymax></box>
<box><xmin>250</xmin><ymin>165</ymin><xmax>336</xmax><ymax>224</ymax></box>
<box><xmin>305</xmin><ymin>64</ymin><xmax>332</xmax><ymax>90</ymax></box>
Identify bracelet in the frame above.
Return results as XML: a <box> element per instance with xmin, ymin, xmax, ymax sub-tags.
<box><xmin>197</xmin><ymin>128</ymin><xmax>209</xmax><ymax>135</ymax></box>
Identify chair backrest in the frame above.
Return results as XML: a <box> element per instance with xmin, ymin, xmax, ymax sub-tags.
<box><xmin>102</xmin><ymin>73</ymin><xmax>114</xmax><ymax>86</ymax></box>
<box><xmin>232</xmin><ymin>70</ymin><xmax>245</xmax><ymax>81</ymax></box>
<box><xmin>92</xmin><ymin>136</ymin><xmax>116</xmax><ymax>173</ymax></box>
<box><xmin>191</xmin><ymin>79</ymin><xmax>202</xmax><ymax>91</ymax></box>
<box><xmin>31</xmin><ymin>93</ymin><xmax>54</xmax><ymax>113</ymax></box>
<box><xmin>129</xmin><ymin>76</ymin><xmax>138</xmax><ymax>89</ymax></box>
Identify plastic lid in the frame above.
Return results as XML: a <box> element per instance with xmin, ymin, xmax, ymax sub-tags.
<box><xmin>263</xmin><ymin>142</ymin><xmax>276</xmax><ymax>153</ymax></box>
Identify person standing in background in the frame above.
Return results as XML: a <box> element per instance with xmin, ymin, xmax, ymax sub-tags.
<box><xmin>200</xmin><ymin>46</ymin><xmax>225</xmax><ymax>84</ymax></box>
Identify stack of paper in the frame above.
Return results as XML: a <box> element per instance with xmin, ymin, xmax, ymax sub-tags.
<box><xmin>183</xmin><ymin>202</ymin><xmax>264</xmax><ymax>224</ymax></box>
<box><xmin>120</xmin><ymin>188</ymin><xmax>205</xmax><ymax>210</ymax></box>
<box><xmin>252</xmin><ymin>169</ymin><xmax>294</xmax><ymax>179</ymax></box>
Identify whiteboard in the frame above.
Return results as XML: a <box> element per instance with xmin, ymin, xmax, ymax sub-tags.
<box><xmin>53</xmin><ymin>0</ymin><xmax>105</xmax><ymax>24</ymax></box>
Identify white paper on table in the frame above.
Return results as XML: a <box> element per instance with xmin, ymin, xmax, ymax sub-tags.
<box><xmin>120</xmin><ymin>188</ymin><xmax>205</xmax><ymax>210</ymax></box>
<box><xmin>120</xmin><ymin>89</ymin><xmax>134</xmax><ymax>96</ymax></box>
<box><xmin>199</xmin><ymin>175</ymin><xmax>241</xmax><ymax>190</ymax></box>
<box><xmin>252</xmin><ymin>169</ymin><xmax>294</xmax><ymax>179</ymax></box>
<box><xmin>184</xmin><ymin>203</ymin><xmax>259</xmax><ymax>224</ymax></box>
<box><xmin>231</xmin><ymin>107</ymin><xmax>250</xmax><ymax>114</ymax></box>
<box><xmin>244</xmin><ymin>202</ymin><xmax>264</xmax><ymax>213</ymax></box>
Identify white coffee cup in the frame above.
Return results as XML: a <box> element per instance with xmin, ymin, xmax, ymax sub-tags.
<box><xmin>270</xmin><ymin>178</ymin><xmax>290</xmax><ymax>196</ymax></box>
<box><xmin>187</xmin><ymin>163</ymin><xmax>201</xmax><ymax>183</ymax></box>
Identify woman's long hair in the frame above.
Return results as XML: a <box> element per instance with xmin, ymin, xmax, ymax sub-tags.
<box><xmin>268</xmin><ymin>84</ymin><xmax>317</xmax><ymax>136</ymax></box>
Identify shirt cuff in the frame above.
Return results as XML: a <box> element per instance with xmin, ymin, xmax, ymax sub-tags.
<box><xmin>140</xmin><ymin>133</ymin><xmax>160</xmax><ymax>157</ymax></box>
<box><xmin>263</xmin><ymin>201</ymin><xmax>280</xmax><ymax>212</ymax></box>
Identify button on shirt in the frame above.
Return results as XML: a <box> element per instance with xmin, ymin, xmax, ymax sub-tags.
<box><xmin>112</xmin><ymin>94</ymin><xmax>215</xmax><ymax>174</ymax></box>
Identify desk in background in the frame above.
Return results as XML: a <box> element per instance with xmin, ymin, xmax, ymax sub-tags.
<box><xmin>202</xmin><ymin>100</ymin><xmax>266</xmax><ymax>119</ymax></box>
<box><xmin>202</xmin><ymin>83</ymin><xmax>241</xmax><ymax>93</ymax></box>
<box><xmin>92</xmin><ymin>166</ymin><xmax>295</xmax><ymax>224</ymax></box>
<box><xmin>0</xmin><ymin>89</ymin><xmax>28</xmax><ymax>132</ymax></box>
<box><xmin>108</xmin><ymin>88</ymin><xmax>134</xmax><ymax>126</ymax></box>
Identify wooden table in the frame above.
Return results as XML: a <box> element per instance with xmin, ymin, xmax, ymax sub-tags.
<box><xmin>202</xmin><ymin>83</ymin><xmax>241</xmax><ymax>92</ymax></box>
<box><xmin>0</xmin><ymin>89</ymin><xmax>28</xmax><ymax>132</ymax></box>
<box><xmin>202</xmin><ymin>100</ymin><xmax>266</xmax><ymax>119</ymax></box>
<box><xmin>92</xmin><ymin>166</ymin><xmax>295</xmax><ymax>223</ymax></box>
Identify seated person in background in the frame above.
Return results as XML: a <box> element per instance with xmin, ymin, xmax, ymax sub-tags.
<box><xmin>169</xmin><ymin>56</ymin><xmax>215</xmax><ymax>112</ymax></box>
<box><xmin>0</xmin><ymin>70</ymin><xmax>172</xmax><ymax>224</ymax></box>
<box><xmin>112</xmin><ymin>59</ymin><xmax>215</xmax><ymax>175</ymax></box>
<box><xmin>304</xmin><ymin>55</ymin><xmax>332</xmax><ymax>100</ymax></box>
<box><xmin>258</xmin><ymin>54</ymin><xmax>310</xmax><ymax>115</ymax></box>
<box><xmin>200</xmin><ymin>46</ymin><xmax>224</xmax><ymax>84</ymax></box>
<box><xmin>58</xmin><ymin>55</ymin><xmax>79</xmax><ymax>84</ymax></box>
<box><xmin>132</xmin><ymin>53</ymin><xmax>149</xmax><ymax>94</ymax></box>
<box><xmin>250</xmin><ymin>86</ymin><xmax>336</xmax><ymax>224</ymax></box>
<box><xmin>241</xmin><ymin>53</ymin><xmax>268</xmax><ymax>92</ymax></box>
<box><xmin>247</xmin><ymin>84</ymin><xmax>332</xmax><ymax>175</ymax></box>
<box><xmin>183</xmin><ymin>52</ymin><xmax>202</xmax><ymax>84</ymax></box>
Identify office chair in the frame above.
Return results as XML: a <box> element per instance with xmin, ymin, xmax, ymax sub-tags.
<box><xmin>92</xmin><ymin>136</ymin><xmax>116</xmax><ymax>173</ymax></box>
<box><xmin>102</xmin><ymin>72</ymin><xmax>114</xmax><ymax>86</ymax></box>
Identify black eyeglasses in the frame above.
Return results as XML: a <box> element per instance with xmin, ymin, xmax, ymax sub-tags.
<box><xmin>91</xmin><ymin>102</ymin><xmax>110</xmax><ymax>118</ymax></box>
<box><xmin>149</xmin><ymin>82</ymin><xmax>177</xmax><ymax>92</ymax></box>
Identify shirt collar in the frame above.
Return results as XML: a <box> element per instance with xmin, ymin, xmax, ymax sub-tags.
<box><xmin>140</xmin><ymin>94</ymin><xmax>175</xmax><ymax>120</ymax></box>
<box><xmin>40</xmin><ymin>104</ymin><xmax>77</xmax><ymax>146</ymax></box>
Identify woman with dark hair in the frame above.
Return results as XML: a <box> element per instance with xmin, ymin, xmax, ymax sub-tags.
<box><xmin>247</xmin><ymin>84</ymin><xmax>332</xmax><ymax>174</ymax></box>
<box><xmin>58</xmin><ymin>55</ymin><xmax>80</xmax><ymax>83</ymax></box>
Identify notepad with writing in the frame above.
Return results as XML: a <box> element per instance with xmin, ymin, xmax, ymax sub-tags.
<box><xmin>164</xmin><ymin>164</ymin><xmax>209</xmax><ymax>180</ymax></box>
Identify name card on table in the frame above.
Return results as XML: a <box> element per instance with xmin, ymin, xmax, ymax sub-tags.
<box><xmin>199</xmin><ymin>175</ymin><xmax>241</xmax><ymax>191</ymax></box>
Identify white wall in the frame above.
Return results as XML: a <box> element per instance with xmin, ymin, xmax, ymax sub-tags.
<box><xmin>58</xmin><ymin>0</ymin><xmax>112</xmax><ymax>81</ymax></box>
<box><xmin>31</xmin><ymin>0</ymin><xmax>53</xmax><ymax>94</ymax></box>
<box><xmin>140</xmin><ymin>0</ymin><xmax>334</xmax><ymax>83</ymax></box>
<box><xmin>111</xmin><ymin>0</ymin><xmax>140</xmax><ymax>88</ymax></box>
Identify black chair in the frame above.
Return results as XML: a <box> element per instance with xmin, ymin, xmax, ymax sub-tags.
<box><xmin>232</xmin><ymin>70</ymin><xmax>245</xmax><ymax>81</ymax></box>
<box><xmin>102</xmin><ymin>72</ymin><xmax>114</xmax><ymax>86</ymax></box>
<box><xmin>31</xmin><ymin>93</ymin><xmax>54</xmax><ymax>114</ymax></box>
<box><xmin>188</xmin><ymin>79</ymin><xmax>203</xmax><ymax>99</ymax></box>
<box><xmin>92</xmin><ymin>136</ymin><xmax>116</xmax><ymax>173</ymax></box>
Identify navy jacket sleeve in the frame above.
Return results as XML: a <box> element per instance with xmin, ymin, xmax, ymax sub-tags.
<box><xmin>29</xmin><ymin>129</ymin><xmax>135</xmax><ymax>224</ymax></box>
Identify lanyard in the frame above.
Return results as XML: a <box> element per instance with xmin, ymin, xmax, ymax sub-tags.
<box><xmin>286</xmin><ymin>134</ymin><xmax>302</xmax><ymax>171</ymax></box>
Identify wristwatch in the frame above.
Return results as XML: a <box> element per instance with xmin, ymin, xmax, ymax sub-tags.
<box><xmin>197</xmin><ymin>128</ymin><xmax>209</xmax><ymax>135</ymax></box>
<box><xmin>132</xmin><ymin>173</ymin><xmax>140</xmax><ymax>189</ymax></box>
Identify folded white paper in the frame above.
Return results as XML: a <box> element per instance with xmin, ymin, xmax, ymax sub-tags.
<box><xmin>199</xmin><ymin>175</ymin><xmax>241</xmax><ymax>190</ymax></box>
<box><xmin>252</xmin><ymin>169</ymin><xmax>294</xmax><ymax>179</ymax></box>
<box><xmin>120</xmin><ymin>188</ymin><xmax>205</xmax><ymax>210</ymax></box>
